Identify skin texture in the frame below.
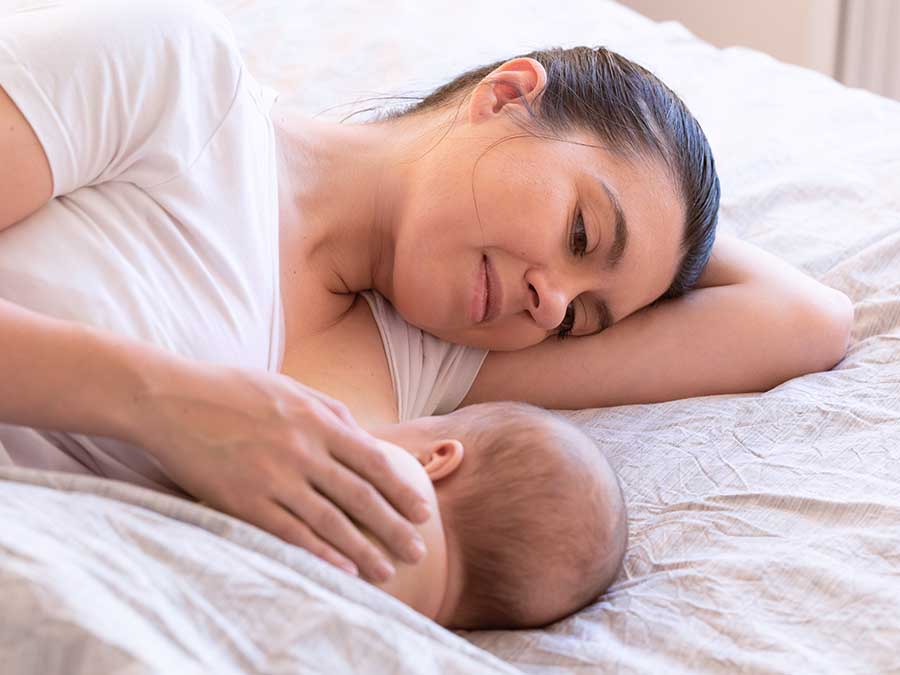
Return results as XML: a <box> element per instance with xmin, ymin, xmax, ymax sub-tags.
<box><xmin>272</xmin><ymin>56</ymin><xmax>685</xmax><ymax>354</ymax></box>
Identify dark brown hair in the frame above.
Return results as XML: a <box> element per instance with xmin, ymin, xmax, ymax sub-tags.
<box><xmin>343</xmin><ymin>46</ymin><xmax>719</xmax><ymax>312</ymax></box>
<box><xmin>432</xmin><ymin>401</ymin><xmax>628</xmax><ymax>630</ymax></box>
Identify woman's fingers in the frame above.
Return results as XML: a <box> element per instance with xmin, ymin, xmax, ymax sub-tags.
<box><xmin>317</xmin><ymin>429</ymin><xmax>430</xmax><ymax>561</ymax></box>
<box><xmin>276</xmin><ymin>487</ymin><xmax>398</xmax><ymax>583</ymax></box>
<box><xmin>319</xmin><ymin>398</ymin><xmax>360</xmax><ymax>431</ymax></box>
<box><xmin>142</xmin><ymin>364</ymin><xmax>433</xmax><ymax>582</ymax></box>
<box><xmin>335</xmin><ymin>427</ymin><xmax>432</xmax><ymax>525</ymax></box>
<box><xmin>299</xmin><ymin>391</ymin><xmax>432</xmax><ymax>528</ymax></box>
<box><xmin>282</xmin><ymin>376</ymin><xmax>363</xmax><ymax>431</ymax></box>
<box><xmin>259</xmin><ymin>496</ymin><xmax>360</xmax><ymax>577</ymax></box>
<box><xmin>270</xmin><ymin>388</ymin><xmax>427</xmax><ymax>577</ymax></box>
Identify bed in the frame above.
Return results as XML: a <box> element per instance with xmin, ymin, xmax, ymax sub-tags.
<box><xmin>2</xmin><ymin>0</ymin><xmax>899</xmax><ymax>672</ymax></box>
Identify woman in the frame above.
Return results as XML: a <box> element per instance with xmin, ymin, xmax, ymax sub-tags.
<box><xmin>0</xmin><ymin>1</ymin><xmax>851</xmax><ymax>584</ymax></box>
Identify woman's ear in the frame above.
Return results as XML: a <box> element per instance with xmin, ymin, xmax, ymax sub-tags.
<box><xmin>422</xmin><ymin>439</ymin><xmax>465</xmax><ymax>481</ymax></box>
<box><xmin>468</xmin><ymin>57</ymin><xmax>548</xmax><ymax>124</ymax></box>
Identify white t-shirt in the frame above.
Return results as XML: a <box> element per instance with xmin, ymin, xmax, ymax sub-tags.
<box><xmin>0</xmin><ymin>0</ymin><xmax>283</xmax><ymax>497</ymax></box>
<box><xmin>361</xmin><ymin>291</ymin><xmax>488</xmax><ymax>422</ymax></box>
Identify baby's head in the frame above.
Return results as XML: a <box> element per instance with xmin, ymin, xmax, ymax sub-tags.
<box><xmin>367</xmin><ymin>400</ymin><xmax>628</xmax><ymax>630</ymax></box>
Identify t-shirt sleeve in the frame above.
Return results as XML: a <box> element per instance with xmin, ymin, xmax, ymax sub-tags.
<box><xmin>0</xmin><ymin>0</ymin><xmax>244</xmax><ymax>198</ymax></box>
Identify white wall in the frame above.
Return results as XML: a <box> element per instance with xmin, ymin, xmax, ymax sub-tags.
<box><xmin>617</xmin><ymin>0</ymin><xmax>842</xmax><ymax>77</ymax></box>
<box><xmin>839</xmin><ymin>0</ymin><xmax>900</xmax><ymax>100</ymax></box>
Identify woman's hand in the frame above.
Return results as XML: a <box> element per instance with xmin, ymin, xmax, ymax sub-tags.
<box><xmin>130</xmin><ymin>361</ymin><xmax>431</xmax><ymax>582</ymax></box>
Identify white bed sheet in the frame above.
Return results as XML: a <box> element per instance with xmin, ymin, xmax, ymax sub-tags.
<box><xmin>0</xmin><ymin>465</ymin><xmax>519</xmax><ymax>674</ymax></box>
<box><xmin>2</xmin><ymin>0</ymin><xmax>899</xmax><ymax>673</ymax></box>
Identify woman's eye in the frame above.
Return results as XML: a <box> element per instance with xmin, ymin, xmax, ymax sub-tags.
<box><xmin>571</xmin><ymin>211</ymin><xmax>588</xmax><ymax>257</ymax></box>
<box><xmin>557</xmin><ymin>210</ymin><xmax>590</xmax><ymax>339</ymax></box>
<box><xmin>556</xmin><ymin>302</ymin><xmax>577</xmax><ymax>339</ymax></box>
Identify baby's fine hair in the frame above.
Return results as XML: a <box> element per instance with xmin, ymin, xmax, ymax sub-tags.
<box><xmin>434</xmin><ymin>401</ymin><xmax>627</xmax><ymax>630</ymax></box>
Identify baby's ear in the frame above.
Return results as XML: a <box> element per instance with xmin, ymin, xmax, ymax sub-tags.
<box><xmin>422</xmin><ymin>439</ymin><xmax>464</xmax><ymax>481</ymax></box>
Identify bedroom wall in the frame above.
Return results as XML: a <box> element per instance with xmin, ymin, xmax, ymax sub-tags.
<box><xmin>616</xmin><ymin>0</ymin><xmax>841</xmax><ymax>77</ymax></box>
<box><xmin>838</xmin><ymin>0</ymin><xmax>900</xmax><ymax>101</ymax></box>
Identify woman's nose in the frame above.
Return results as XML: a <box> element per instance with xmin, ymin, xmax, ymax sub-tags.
<box><xmin>526</xmin><ymin>272</ymin><xmax>570</xmax><ymax>331</ymax></box>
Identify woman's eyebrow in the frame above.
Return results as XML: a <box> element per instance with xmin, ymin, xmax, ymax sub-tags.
<box><xmin>596</xmin><ymin>177</ymin><xmax>629</xmax><ymax>272</ymax></box>
<box><xmin>585</xmin><ymin>177</ymin><xmax>628</xmax><ymax>332</ymax></box>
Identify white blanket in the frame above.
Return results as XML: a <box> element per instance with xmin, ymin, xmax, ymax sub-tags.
<box><xmin>2</xmin><ymin>0</ymin><xmax>899</xmax><ymax>673</ymax></box>
<box><xmin>0</xmin><ymin>466</ymin><xmax>518</xmax><ymax>674</ymax></box>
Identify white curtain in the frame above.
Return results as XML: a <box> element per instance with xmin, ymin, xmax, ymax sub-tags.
<box><xmin>837</xmin><ymin>0</ymin><xmax>900</xmax><ymax>100</ymax></box>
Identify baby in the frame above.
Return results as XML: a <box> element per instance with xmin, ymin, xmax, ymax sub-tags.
<box><xmin>281</xmin><ymin>292</ymin><xmax>628</xmax><ymax>630</ymax></box>
<box><xmin>363</xmin><ymin>400</ymin><xmax>628</xmax><ymax>631</ymax></box>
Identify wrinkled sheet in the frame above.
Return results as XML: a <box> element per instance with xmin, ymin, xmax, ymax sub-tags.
<box><xmin>2</xmin><ymin>0</ymin><xmax>900</xmax><ymax>673</ymax></box>
<box><xmin>0</xmin><ymin>466</ymin><xmax>519</xmax><ymax>675</ymax></box>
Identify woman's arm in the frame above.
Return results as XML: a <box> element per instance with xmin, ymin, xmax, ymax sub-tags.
<box><xmin>0</xmin><ymin>84</ymin><xmax>53</xmax><ymax>232</ymax></box>
<box><xmin>461</xmin><ymin>234</ymin><xmax>853</xmax><ymax>409</ymax></box>
<box><xmin>0</xmin><ymin>296</ymin><xmax>430</xmax><ymax>581</ymax></box>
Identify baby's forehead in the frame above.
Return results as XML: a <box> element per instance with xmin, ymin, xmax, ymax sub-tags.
<box><xmin>446</xmin><ymin>404</ymin><xmax>597</xmax><ymax>459</ymax></box>
<box><xmin>461</xmin><ymin>402</ymin><xmax>557</xmax><ymax>426</ymax></box>
<box><xmin>468</xmin><ymin>410</ymin><xmax>578</xmax><ymax>447</ymax></box>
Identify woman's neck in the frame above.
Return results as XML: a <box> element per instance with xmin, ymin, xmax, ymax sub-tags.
<box><xmin>272</xmin><ymin>103</ymin><xmax>436</xmax><ymax>299</ymax></box>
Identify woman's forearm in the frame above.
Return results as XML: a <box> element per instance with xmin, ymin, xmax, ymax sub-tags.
<box><xmin>464</xmin><ymin>236</ymin><xmax>852</xmax><ymax>409</ymax></box>
<box><xmin>0</xmin><ymin>297</ymin><xmax>192</xmax><ymax>445</ymax></box>
<box><xmin>586</xmin><ymin>281</ymin><xmax>850</xmax><ymax>408</ymax></box>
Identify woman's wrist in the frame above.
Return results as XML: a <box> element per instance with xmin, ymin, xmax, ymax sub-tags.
<box><xmin>111</xmin><ymin>336</ymin><xmax>218</xmax><ymax>457</ymax></box>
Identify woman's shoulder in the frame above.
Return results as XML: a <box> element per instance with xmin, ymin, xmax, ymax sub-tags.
<box><xmin>0</xmin><ymin>0</ymin><xmax>245</xmax><ymax>196</ymax></box>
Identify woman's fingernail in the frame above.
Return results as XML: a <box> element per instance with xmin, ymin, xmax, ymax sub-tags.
<box><xmin>413</xmin><ymin>502</ymin><xmax>431</xmax><ymax>522</ymax></box>
<box><xmin>375</xmin><ymin>560</ymin><xmax>395</xmax><ymax>582</ymax></box>
<box><xmin>407</xmin><ymin>537</ymin><xmax>426</xmax><ymax>562</ymax></box>
<box><xmin>341</xmin><ymin>561</ymin><xmax>359</xmax><ymax>576</ymax></box>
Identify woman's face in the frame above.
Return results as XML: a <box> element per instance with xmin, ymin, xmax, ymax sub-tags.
<box><xmin>387</xmin><ymin>82</ymin><xmax>686</xmax><ymax>351</ymax></box>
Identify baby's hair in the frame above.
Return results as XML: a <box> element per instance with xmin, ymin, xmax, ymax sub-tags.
<box><xmin>433</xmin><ymin>401</ymin><xmax>627</xmax><ymax>630</ymax></box>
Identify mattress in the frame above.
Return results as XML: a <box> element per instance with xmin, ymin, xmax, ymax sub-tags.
<box><xmin>2</xmin><ymin>0</ymin><xmax>899</xmax><ymax>673</ymax></box>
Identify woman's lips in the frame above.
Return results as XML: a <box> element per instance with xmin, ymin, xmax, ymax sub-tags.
<box><xmin>470</xmin><ymin>254</ymin><xmax>503</xmax><ymax>325</ymax></box>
